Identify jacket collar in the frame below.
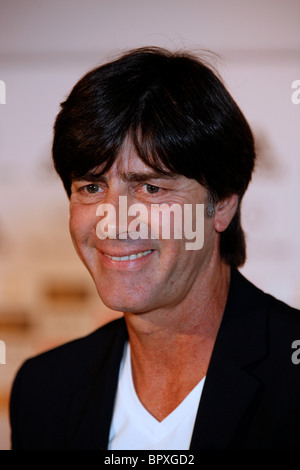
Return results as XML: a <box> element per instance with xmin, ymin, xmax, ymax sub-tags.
<box><xmin>67</xmin><ymin>269</ymin><xmax>268</xmax><ymax>450</ymax></box>
<box><xmin>66</xmin><ymin>318</ymin><xmax>128</xmax><ymax>450</ymax></box>
<box><xmin>190</xmin><ymin>269</ymin><xmax>268</xmax><ymax>449</ymax></box>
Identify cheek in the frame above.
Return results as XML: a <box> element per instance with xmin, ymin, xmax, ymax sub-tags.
<box><xmin>148</xmin><ymin>205</ymin><xmax>185</xmax><ymax>241</ymax></box>
<box><xmin>203</xmin><ymin>216</ymin><xmax>216</xmax><ymax>249</ymax></box>
<box><xmin>157</xmin><ymin>239</ymin><xmax>190</xmax><ymax>275</ymax></box>
<box><xmin>69</xmin><ymin>205</ymin><xmax>97</xmax><ymax>247</ymax></box>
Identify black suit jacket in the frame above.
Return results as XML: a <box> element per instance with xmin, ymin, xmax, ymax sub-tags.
<box><xmin>10</xmin><ymin>269</ymin><xmax>300</xmax><ymax>450</ymax></box>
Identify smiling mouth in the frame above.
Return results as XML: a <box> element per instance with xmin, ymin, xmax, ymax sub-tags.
<box><xmin>104</xmin><ymin>249</ymin><xmax>153</xmax><ymax>261</ymax></box>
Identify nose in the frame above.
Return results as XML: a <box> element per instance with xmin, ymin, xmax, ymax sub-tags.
<box><xmin>94</xmin><ymin>176</ymin><xmax>141</xmax><ymax>239</ymax></box>
<box><xmin>95</xmin><ymin>188</ymin><xmax>151</xmax><ymax>241</ymax></box>
<box><xmin>96</xmin><ymin>195</ymin><xmax>130</xmax><ymax>240</ymax></box>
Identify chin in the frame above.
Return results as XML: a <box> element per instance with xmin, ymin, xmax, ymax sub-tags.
<box><xmin>96</xmin><ymin>289</ymin><xmax>146</xmax><ymax>314</ymax></box>
<box><xmin>101</xmin><ymin>297</ymin><xmax>158</xmax><ymax>316</ymax></box>
<box><xmin>92</xmin><ymin>272</ymin><xmax>158</xmax><ymax>314</ymax></box>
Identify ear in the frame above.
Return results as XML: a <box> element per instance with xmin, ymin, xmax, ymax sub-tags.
<box><xmin>214</xmin><ymin>194</ymin><xmax>239</xmax><ymax>233</ymax></box>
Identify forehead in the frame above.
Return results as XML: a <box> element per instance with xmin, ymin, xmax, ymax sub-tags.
<box><xmin>104</xmin><ymin>141</ymin><xmax>199</xmax><ymax>189</ymax></box>
<box><xmin>82</xmin><ymin>137</ymin><xmax>177</xmax><ymax>181</ymax></box>
<box><xmin>115</xmin><ymin>139</ymin><xmax>155</xmax><ymax>175</ymax></box>
<box><xmin>115</xmin><ymin>136</ymin><xmax>178</xmax><ymax>177</ymax></box>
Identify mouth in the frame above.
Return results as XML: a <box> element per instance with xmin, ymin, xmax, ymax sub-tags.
<box><xmin>104</xmin><ymin>249</ymin><xmax>153</xmax><ymax>262</ymax></box>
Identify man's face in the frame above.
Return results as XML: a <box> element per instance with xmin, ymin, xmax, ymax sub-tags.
<box><xmin>69</xmin><ymin>140</ymin><xmax>217</xmax><ymax>315</ymax></box>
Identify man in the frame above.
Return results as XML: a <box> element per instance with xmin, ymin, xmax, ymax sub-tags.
<box><xmin>10</xmin><ymin>47</ymin><xmax>300</xmax><ymax>450</ymax></box>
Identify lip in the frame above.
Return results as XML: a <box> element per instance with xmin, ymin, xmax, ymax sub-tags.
<box><xmin>97</xmin><ymin>247</ymin><xmax>156</xmax><ymax>269</ymax></box>
<box><xmin>104</xmin><ymin>249</ymin><xmax>153</xmax><ymax>261</ymax></box>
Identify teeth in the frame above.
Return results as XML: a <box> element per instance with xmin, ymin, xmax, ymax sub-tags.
<box><xmin>105</xmin><ymin>250</ymin><xmax>152</xmax><ymax>261</ymax></box>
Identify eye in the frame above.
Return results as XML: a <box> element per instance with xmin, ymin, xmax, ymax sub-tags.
<box><xmin>145</xmin><ymin>184</ymin><xmax>160</xmax><ymax>194</ymax></box>
<box><xmin>85</xmin><ymin>184</ymin><xmax>101</xmax><ymax>194</ymax></box>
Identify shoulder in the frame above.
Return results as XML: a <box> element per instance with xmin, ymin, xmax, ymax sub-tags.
<box><xmin>264</xmin><ymin>293</ymin><xmax>300</xmax><ymax>368</ymax></box>
<box><xmin>12</xmin><ymin>316</ymin><xmax>126</xmax><ymax>388</ymax></box>
<box><xmin>232</xmin><ymin>268</ymin><xmax>300</xmax><ymax>325</ymax></box>
<box><xmin>250</xmin><ymin>274</ymin><xmax>300</xmax><ymax>334</ymax></box>
<box><xmin>226</xmin><ymin>269</ymin><xmax>300</xmax><ymax>366</ymax></box>
<box><xmin>235</xmin><ymin>270</ymin><xmax>300</xmax><ymax>374</ymax></box>
<box><xmin>10</xmin><ymin>317</ymin><xmax>127</xmax><ymax>449</ymax></box>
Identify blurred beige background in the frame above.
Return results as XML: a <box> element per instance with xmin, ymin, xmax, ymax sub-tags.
<box><xmin>0</xmin><ymin>0</ymin><xmax>299</xmax><ymax>450</ymax></box>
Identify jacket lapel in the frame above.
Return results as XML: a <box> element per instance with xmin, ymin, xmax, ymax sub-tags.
<box><xmin>190</xmin><ymin>355</ymin><xmax>262</xmax><ymax>449</ymax></box>
<box><xmin>190</xmin><ymin>269</ymin><xmax>268</xmax><ymax>450</ymax></box>
<box><xmin>65</xmin><ymin>318</ymin><xmax>128</xmax><ymax>450</ymax></box>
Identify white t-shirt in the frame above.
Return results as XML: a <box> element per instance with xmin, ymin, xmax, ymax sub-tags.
<box><xmin>108</xmin><ymin>342</ymin><xmax>205</xmax><ymax>450</ymax></box>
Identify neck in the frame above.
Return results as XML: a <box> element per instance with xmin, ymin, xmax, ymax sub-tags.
<box><xmin>125</xmin><ymin>257</ymin><xmax>230</xmax><ymax>337</ymax></box>
<box><xmin>123</xmin><ymin>257</ymin><xmax>231</xmax><ymax>421</ymax></box>
<box><xmin>124</xmin><ymin>256</ymin><xmax>231</xmax><ymax>374</ymax></box>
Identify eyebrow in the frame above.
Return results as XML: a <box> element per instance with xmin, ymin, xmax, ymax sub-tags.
<box><xmin>71</xmin><ymin>172</ymin><xmax>107</xmax><ymax>183</ymax></box>
<box><xmin>119</xmin><ymin>171</ymin><xmax>176</xmax><ymax>183</ymax></box>
<box><xmin>72</xmin><ymin>170</ymin><xmax>177</xmax><ymax>184</ymax></box>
